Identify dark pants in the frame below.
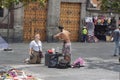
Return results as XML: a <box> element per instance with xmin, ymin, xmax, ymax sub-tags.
<box><xmin>82</xmin><ymin>34</ymin><xmax>87</xmax><ymax>42</ymax></box>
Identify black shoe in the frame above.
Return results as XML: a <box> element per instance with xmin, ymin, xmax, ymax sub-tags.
<box><xmin>113</xmin><ymin>54</ymin><xmax>117</xmax><ymax>56</ymax></box>
<box><xmin>118</xmin><ymin>57</ymin><xmax>120</xmax><ymax>63</ymax></box>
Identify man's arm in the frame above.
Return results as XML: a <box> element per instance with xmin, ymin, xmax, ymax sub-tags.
<box><xmin>54</xmin><ymin>33</ymin><xmax>61</xmax><ymax>39</ymax></box>
<box><xmin>29</xmin><ymin>41</ymin><xmax>34</xmax><ymax>55</ymax></box>
<box><xmin>54</xmin><ymin>33</ymin><xmax>64</xmax><ymax>40</ymax></box>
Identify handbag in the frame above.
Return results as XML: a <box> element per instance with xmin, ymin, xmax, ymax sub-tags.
<box><xmin>35</xmin><ymin>41</ymin><xmax>44</xmax><ymax>58</ymax></box>
<box><xmin>39</xmin><ymin>51</ymin><xmax>43</xmax><ymax>58</ymax></box>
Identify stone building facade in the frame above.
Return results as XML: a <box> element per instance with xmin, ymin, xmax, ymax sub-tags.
<box><xmin>0</xmin><ymin>0</ymin><xmax>87</xmax><ymax>42</ymax></box>
<box><xmin>0</xmin><ymin>0</ymin><xmax>119</xmax><ymax>42</ymax></box>
<box><xmin>46</xmin><ymin>0</ymin><xmax>86</xmax><ymax>42</ymax></box>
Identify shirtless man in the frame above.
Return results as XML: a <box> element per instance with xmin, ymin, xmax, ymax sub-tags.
<box><xmin>54</xmin><ymin>26</ymin><xmax>71</xmax><ymax>63</ymax></box>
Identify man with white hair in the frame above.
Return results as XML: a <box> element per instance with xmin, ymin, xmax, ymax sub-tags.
<box><xmin>24</xmin><ymin>33</ymin><xmax>43</xmax><ymax>64</ymax></box>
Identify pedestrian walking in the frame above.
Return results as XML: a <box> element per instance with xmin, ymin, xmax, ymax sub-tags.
<box><xmin>113</xmin><ymin>27</ymin><xmax>120</xmax><ymax>56</ymax></box>
<box><xmin>24</xmin><ymin>33</ymin><xmax>43</xmax><ymax>64</ymax></box>
<box><xmin>54</xmin><ymin>26</ymin><xmax>71</xmax><ymax>63</ymax></box>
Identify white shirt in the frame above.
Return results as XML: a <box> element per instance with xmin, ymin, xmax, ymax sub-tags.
<box><xmin>29</xmin><ymin>40</ymin><xmax>42</xmax><ymax>52</ymax></box>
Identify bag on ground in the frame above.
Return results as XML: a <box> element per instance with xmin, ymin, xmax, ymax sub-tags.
<box><xmin>72</xmin><ymin>57</ymin><xmax>85</xmax><ymax>68</ymax></box>
<box><xmin>57</xmin><ymin>59</ymin><xmax>70</xmax><ymax>69</ymax></box>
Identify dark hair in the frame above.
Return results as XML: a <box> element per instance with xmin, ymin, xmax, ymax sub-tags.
<box><xmin>58</xmin><ymin>26</ymin><xmax>64</xmax><ymax>32</ymax></box>
<box><xmin>58</xmin><ymin>26</ymin><xmax>64</xmax><ymax>29</ymax></box>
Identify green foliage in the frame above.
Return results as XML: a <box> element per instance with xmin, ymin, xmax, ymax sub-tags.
<box><xmin>99</xmin><ymin>0</ymin><xmax>120</xmax><ymax>13</ymax></box>
<box><xmin>0</xmin><ymin>0</ymin><xmax>46</xmax><ymax>9</ymax></box>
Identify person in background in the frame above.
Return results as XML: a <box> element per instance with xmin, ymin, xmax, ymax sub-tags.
<box><xmin>113</xmin><ymin>27</ymin><xmax>120</xmax><ymax>56</ymax></box>
<box><xmin>82</xmin><ymin>26</ymin><xmax>88</xmax><ymax>42</ymax></box>
<box><xmin>24</xmin><ymin>33</ymin><xmax>43</xmax><ymax>64</ymax></box>
<box><xmin>54</xmin><ymin>26</ymin><xmax>71</xmax><ymax>63</ymax></box>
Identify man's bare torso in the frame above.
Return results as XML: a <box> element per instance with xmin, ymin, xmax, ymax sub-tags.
<box><xmin>54</xmin><ymin>29</ymin><xmax>71</xmax><ymax>43</ymax></box>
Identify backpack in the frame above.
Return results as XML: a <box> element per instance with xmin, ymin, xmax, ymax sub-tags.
<box><xmin>57</xmin><ymin>59</ymin><xmax>70</xmax><ymax>69</ymax></box>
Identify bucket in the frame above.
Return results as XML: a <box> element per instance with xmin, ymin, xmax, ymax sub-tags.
<box><xmin>106</xmin><ymin>36</ymin><xmax>111</xmax><ymax>42</ymax></box>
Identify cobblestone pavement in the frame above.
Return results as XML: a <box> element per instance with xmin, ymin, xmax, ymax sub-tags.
<box><xmin>0</xmin><ymin>42</ymin><xmax>120</xmax><ymax>80</ymax></box>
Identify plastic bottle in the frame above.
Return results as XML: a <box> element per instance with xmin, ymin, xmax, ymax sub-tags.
<box><xmin>52</xmin><ymin>48</ymin><xmax>55</xmax><ymax>54</ymax></box>
<box><xmin>55</xmin><ymin>47</ymin><xmax>59</xmax><ymax>53</ymax></box>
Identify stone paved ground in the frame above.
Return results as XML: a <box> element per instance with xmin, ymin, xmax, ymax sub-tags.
<box><xmin>0</xmin><ymin>42</ymin><xmax>120</xmax><ymax>80</ymax></box>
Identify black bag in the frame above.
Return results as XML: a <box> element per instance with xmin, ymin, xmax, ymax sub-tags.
<box><xmin>72</xmin><ymin>62</ymin><xmax>81</xmax><ymax>68</ymax></box>
<box><xmin>48</xmin><ymin>54</ymin><xmax>58</xmax><ymax>68</ymax></box>
<box><xmin>57</xmin><ymin>59</ymin><xmax>70</xmax><ymax>69</ymax></box>
<box><xmin>39</xmin><ymin>51</ymin><xmax>43</xmax><ymax>58</ymax></box>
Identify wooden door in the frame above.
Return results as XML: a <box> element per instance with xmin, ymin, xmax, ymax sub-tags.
<box><xmin>23</xmin><ymin>2</ymin><xmax>47</xmax><ymax>42</ymax></box>
<box><xmin>60</xmin><ymin>3</ymin><xmax>81</xmax><ymax>41</ymax></box>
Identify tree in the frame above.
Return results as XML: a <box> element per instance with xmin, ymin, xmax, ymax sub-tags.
<box><xmin>0</xmin><ymin>0</ymin><xmax>46</xmax><ymax>42</ymax></box>
<box><xmin>0</xmin><ymin>0</ymin><xmax>46</xmax><ymax>9</ymax></box>
<box><xmin>98</xmin><ymin>0</ymin><xmax>120</xmax><ymax>13</ymax></box>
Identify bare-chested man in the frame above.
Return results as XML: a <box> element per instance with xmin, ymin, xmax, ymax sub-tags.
<box><xmin>54</xmin><ymin>26</ymin><xmax>71</xmax><ymax>63</ymax></box>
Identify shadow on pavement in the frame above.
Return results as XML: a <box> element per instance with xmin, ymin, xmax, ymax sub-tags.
<box><xmin>85</xmin><ymin>57</ymin><xmax>120</xmax><ymax>72</ymax></box>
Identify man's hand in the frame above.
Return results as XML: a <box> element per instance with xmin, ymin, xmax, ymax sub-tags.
<box><xmin>53</xmin><ymin>35</ymin><xmax>57</xmax><ymax>39</ymax></box>
<box><xmin>54</xmin><ymin>33</ymin><xmax>60</xmax><ymax>39</ymax></box>
<box><xmin>29</xmin><ymin>48</ymin><xmax>32</xmax><ymax>55</ymax></box>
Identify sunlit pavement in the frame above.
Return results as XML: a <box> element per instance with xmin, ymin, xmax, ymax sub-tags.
<box><xmin>0</xmin><ymin>42</ymin><xmax>120</xmax><ymax>80</ymax></box>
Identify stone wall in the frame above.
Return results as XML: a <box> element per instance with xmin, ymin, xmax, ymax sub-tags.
<box><xmin>0</xmin><ymin>0</ymin><xmax>86</xmax><ymax>42</ymax></box>
<box><xmin>13</xmin><ymin>3</ymin><xmax>24</xmax><ymax>42</ymax></box>
<box><xmin>47</xmin><ymin>0</ymin><xmax>86</xmax><ymax>42</ymax></box>
<box><xmin>0</xmin><ymin>3</ymin><xmax>24</xmax><ymax>42</ymax></box>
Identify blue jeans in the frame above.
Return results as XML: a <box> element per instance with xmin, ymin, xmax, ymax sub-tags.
<box><xmin>114</xmin><ymin>41</ymin><xmax>120</xmax><ymax>55</ymax></box>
